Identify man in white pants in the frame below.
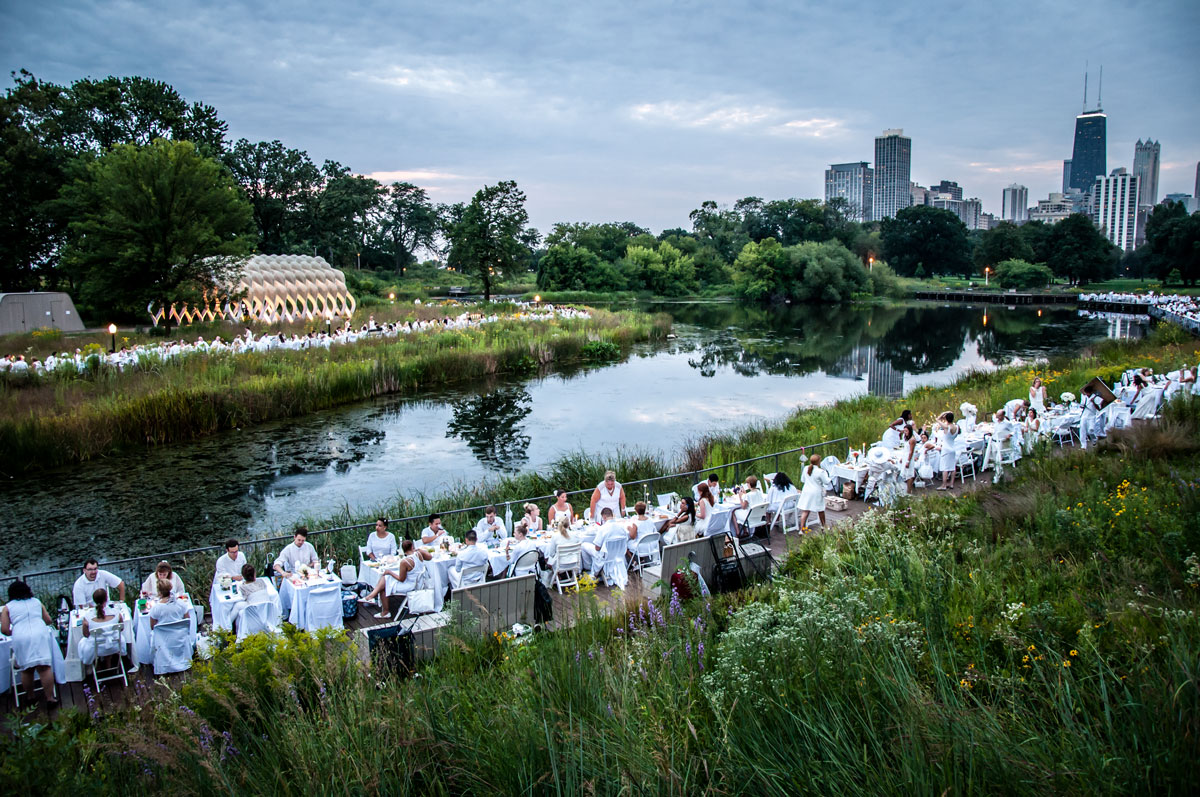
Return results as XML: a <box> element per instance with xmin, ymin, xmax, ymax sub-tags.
<box><xmin>1080</xmin><ymin>385</ymin><xmax>1103</xmax><ymax>450</ymax></box>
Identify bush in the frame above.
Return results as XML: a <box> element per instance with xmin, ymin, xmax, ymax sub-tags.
<box><xmin>995</xmin><ymin>259</ymin><xmax>1053</xmax><ymax>289</ymax></box>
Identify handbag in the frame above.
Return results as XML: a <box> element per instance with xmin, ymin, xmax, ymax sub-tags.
<box><xmin>918</xmin><ymin>462</ymin><xmax>934</xmax><ymax>481</ymax></box>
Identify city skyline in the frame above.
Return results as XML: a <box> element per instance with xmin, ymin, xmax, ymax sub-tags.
<box><xmin>3</xmin><ymin>0</ymin><xmax>1197</xmax><ymax>234</ymax></box>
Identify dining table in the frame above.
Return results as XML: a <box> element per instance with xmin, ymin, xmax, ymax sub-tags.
<box><xmin>64</xmin><ymin>602</ymin><xmax>137</xmax><ymax>681</ymax></box>
<box><xmin>209</xmin><ymin>579</ymin><xmax>282</xmax><ymax>631</ymax></box>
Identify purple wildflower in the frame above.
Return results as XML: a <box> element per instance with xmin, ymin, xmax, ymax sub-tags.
<box><xmin>575</xmin><ymin>651</ymin><xmax>581</xmax><ymax>663</ymax></box>
<box><xmin>685</xmin><ymin>641</ymin><xmax>692</xmax><ymax>656</ymax></box>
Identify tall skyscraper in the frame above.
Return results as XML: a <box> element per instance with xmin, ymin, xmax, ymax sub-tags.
<box><xmin>824</xmin><ymin>162</ymin><xmax>874</xmax><ymax>223</ymax></box>
<box><xmin>1132</xmin><ymin>140</ymin><xmax>1160</xmax><ymax>208</ymax></box>
<box><xmin>1092</xmin><ymin>168</ymin><xmax>1139</xmax><ymax>252</ymax></box>
<box><xmin>1195</xmin><ymin>162</ymin><xmax>1199</xmax><ymax>204</ymax></box>
<box><xmin>872</xmin><ymin>129</ymin><xmax>912</xmax><ymax>221</ymax></box>
<box><xmin>1062</xmin><ymin>160</ymin><xmax>1072</xmax><ymax>193</ymax></box>
<box><xmin>1070</xmin><ymin>109</ymin><xmax>1107</xmax><ymax>192</ymax></box>
<box><xmin>1002</xmin><ymin>184</ymin><xmax>1029</xmax><ymax>223</ymax></box>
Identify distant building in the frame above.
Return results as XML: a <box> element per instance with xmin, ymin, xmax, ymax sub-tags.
<box><xmin>910</xmin><ymin>182</ymin><xmax>930</xmax><ymax>207</ymax></box>
<box><xmin>1164</xmin><ymin>193</ymin><xmax>1196</xmax><ymax>214</ymax></box>
<box><xmin>873</xmin><ymin>129</ymin><xmax>912</xmax><ymax>221</ymax></box>
<box><xmin>930</xmin><ymin>194</ymin><xmax>984</xmax><ymax>230</ymax></box>
<box><xmin>933</xmin><ymin>180</ymin><xmax>963</xmax><ymax>201</ymax></box>
<box><xmin>1195</xmin><ymin>163</ymin><xmax>1199</xmax><ymax>205</ymax></box>
<box><xmin>978</xmin><ymin>212</ymin><xmax>995</xmax><ymax>231</ymax></box>
<box><xmin>1092</xmin><ymin>168</ymin><xmax>1139</xmax><ymax>252</ymax></box>
<box><xmin>1070</xmin><ymin>110</ymin><xmax>1107</xmax><ymax>192</ymax></box>
<box><xmin>824</xmin><ymin>162</ymin><xmax>874</xmax><ymax>223</ymax></box>
<box><xmin>1029</xmin><ymin>193</ymin><xmax>1074</xmax><ymax>224</ymax></box>
<box><xmin>1062</xmin><ymin>160</ymin><xmax>1073</xmax><ymax>193</ymax></box>
<box><xmin>1002</xmin><ymin>184</ymin><xmax>1029</xmax><ymax>223</ymax></box>
<box><xmin>0</xmin><ymin>292</ymin><xmax>85</xmax><ymax>335</ymax></box>
<box><xmin>1132</xmin><ymin>140</ymin><xmax>1160</xmax><ymax>208</ymax></box>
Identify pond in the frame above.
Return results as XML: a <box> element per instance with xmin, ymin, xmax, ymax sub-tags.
<box><xmin>0</xmin><ymin>301</ymin><xmax>1144</xmax><ymax>572</ymax></box>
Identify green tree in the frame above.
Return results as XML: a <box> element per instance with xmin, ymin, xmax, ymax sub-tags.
<box><xmin>974</xmin><ymin>221</ymin><xmax>1035</xmax><ymax>269</ymax></box>
<box><xmin>1018</xmin><ymin>220</ymin><xmax>1053</xmax><ymax>264</ymax></box>
<box><xmin>536</xmin><ymin>244</ymin><xmax>625</xmax><ymax>291</ymax></box>
<box><xmin>1144</xmin><ymin>203</ymin><xmax>1200</xmax><ymax>286</ymax></box>
<box><xmin>994</xmin><ymin>258</ymin><xmax>1053</xmax><ymax>289</ymax></box>
<box><xmin>371</xmin><ymin>182</ymin><xmax>439</xmax><ymax>274</ymax></box>
<box><xmin>444</xmin><ymin>180</ymin><xmax>531</xmax><ymax>301</ymax></box>
<box><xmin>1045</xmin><ymin>214</ymin><xmax>1117</xmax><ymax>285</ymax></box>
<box><xmin>61</xmin><ymin>139</ymin><xmax>254</xmax><ymax>326</ymax></box>
<box><xmin>880</xmin><ymin>205</ymin><xmax>971</xmax><ymax>277</ymax></box>
<box><xmin>621</xmin><ymin>241</ymin><xmax>697</xmax><ymax>296</ymax></box>
<box><xmin>689</xmin><ymin>200</ymin><xmax>748</xmax><ymax>263</ymax></box>
<box><xmin>544</xmin><ymin>221</ymin><xmax>649</xmax><ymax>262</ymax></box>
<box><xmin>222</xmin><ymin>138</ymin><xmax>322</xmax><ymax>253</ymax></box>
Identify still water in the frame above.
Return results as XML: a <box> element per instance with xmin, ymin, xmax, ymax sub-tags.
<box><xmin>0</xmin><ymin>302</ymin><xmax>1142</xmax><ymax>572</ymax></box>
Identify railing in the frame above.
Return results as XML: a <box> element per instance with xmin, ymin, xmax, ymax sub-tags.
<box><xmin>2</xmin><ymin>438</ymin><xmax>848</xmax><ymax>604</ymax></box>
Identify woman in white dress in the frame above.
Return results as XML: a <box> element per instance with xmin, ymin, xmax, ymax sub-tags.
<box><xmin>881</xmin><ymin>410</ymin><xmax>912</xmax><ymax>449</ymax></box>
<box><xmin>522</xmin><ymin>503</ymin><xmax>544</xmax><ymax>534</ymax></box>
<box><xmin>900</xmin><ymin>426</ymin><xmax>920</xmax><ymax>494</ymax></box>
<box><xmin>798</xmin><ymin>454</ymin><xmax>834</xmax><ymax>531</ymax></box>
<box><xmin>547</xmin><ymin>489</ymin><xmax>574</xmax><ymax>526</ymax></box>
<box><xmin>1</xmin><ymin>580</ymin><xmax>58</xmax><ymax>706</ymax></box>
<box><xmin>694</xmin><ymin>484</ymin><xmax>716</xmax><ymax>535</ymax></box>
<box><xmin>1029</xmin><ymin>377</ymin><xmax>1047</xmax><ymax>415</ymax></box>
<box><xmin>935</xmin><ymin>411</ymin><xmax>960</xmax><ymax>491</ymax></box>
<box><xmin>589</xmin><ymin>471</ymin><xmax>626</xmax><ymax>521</ymax></box>
<box><xmin>1023</xmin><ymin>408</ymin><xmax>1042</xmax><ymax>454</ymax></box>
<box><xmin>79</xmin><ymin>587</ymin><xmax>129</xmax><ymax>671</ymax></box>
<box><xmin>365</xmin><ymin>518</ymin><xmax>398</xmax><ymax>560</ymax></box>
<box><xmin>662</xmin><ymin>497</ymin><xmax>697</xmax><ymax>544</ymax></box>
<box><xmin>545</xmin><ymin>516</ymin><xmax>578</xmax><ymax>570</ymax></box>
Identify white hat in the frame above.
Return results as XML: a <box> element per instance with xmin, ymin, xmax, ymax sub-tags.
<box><xmin>867</xmin><ymin>446</ymin><xmax>891</xmax><ymax>464</ymax></box>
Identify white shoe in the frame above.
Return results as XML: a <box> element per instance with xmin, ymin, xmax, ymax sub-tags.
<box><xmin>374</xmin><ymin>611</ymin><xmax>390</xmax><ymax>620</ymax></box>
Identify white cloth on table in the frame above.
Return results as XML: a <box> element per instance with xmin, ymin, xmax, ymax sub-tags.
<box><xmin>365</xmin><ymin>532</ymin><xmax>398</xmax><ymax>560</ymax></box>
<box><xmin>278</xmin><ymin>574</ymin><xmax>338</xmax><ymax>624</ymax></box>
<box><xmin>6</xmin><ymin>598</ymin><xmax>55</xmax><ymax>670</ymax></box>
<box><xmin>72</xmin><ymin>570</ymin><xmax>122</xmax><ymax>608</ymax></box>
<box><xmin>798</xmin><ymin>466</ymin><xmax>833</xmax><ymax>513</ymax></box>
<box><xmin>582</xmin><ymin>523</ymin><xmax>625</xmax><ymax>573</ymax></box>
<box><xmin>211</xmin><ymin>578</ymin><xmax>280</xmax><ymax>631</ymax></box>
<box><xmin>275</xmin><ymin>541</ymin><xmax>318</xmax><ymax>573</ymax></box>
<box><xmin>140</xmin><ymin>572</ymin><xmax>186</xmax><ymax>600</ymax></box>
<box><xmin>0</xmin><ymin>637</ymin><xmax>10</xmax><ymax>692</ymax></box>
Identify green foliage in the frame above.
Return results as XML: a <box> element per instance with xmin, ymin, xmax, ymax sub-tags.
<box><xmin>620</xmin><ymin>241</ymin><xmax>698</xmax><ymax>295</ymax></box>
<box><xmin>444</xmin><ymin>180</ymin><xmax>533</xmax><ymax>301</ymax></box>
<box><xmin>579</xmin><ymin>340</ymin><xmax>620</xmax><ymax>361</ymax></box>
<box><xmin>60</xmin><ymin>139</ymin><xmax>255</xmax><ymax>325</ymax></box>
<box><xmin>537</xmin><ymin>244</ymin><xmax>625</xmax><ymax>292</ymax></box>
<box><xmin>881</xmin><ymin>205</ymin><xmax>973</xmax><ymax>277</ymax></box>
<box><xmin>1144</xmin><ymin>201</ymin><xmax>1200</xmax><ymax>286</ymax></box>
<box><xmin>370</xmin><ymin>182</ymin><xmax>440</xmax><ymax>274</ymax></box>
<box><xmin>1045</xmin><ymin>213</ymin><xmax>1118</xmax><ymax>286</ymax></box>
<box><xmin>975</xmin><ymin>221</ymin><xmax>1036</xmax><ymax>268</ymax></box>
<box><xmin>731</xmin><ymin>238</ymin><xmax>869</xmax><ymax>303</ymax></box>
<box><xmin>994</xmin><ymin>258</ymin><xmax>1054</xmax><ymax>289</ymax></box>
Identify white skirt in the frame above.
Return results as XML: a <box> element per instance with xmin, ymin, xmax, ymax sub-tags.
<box><xmin>798</xmin><ymin>486</ymin><xmax>825</xmax><ymax>513</ymax></box>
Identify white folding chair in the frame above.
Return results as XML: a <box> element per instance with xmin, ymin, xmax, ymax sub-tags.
<box><xmin>508</xmin><ymin>550</ymin><xmax>539</xmax><ymax>579</ymax></box>
<box><xmin>552</xmin><ymin>541</ymin><xmax>582</xmax><ymax>594</ymax></box>
<box><xmin>632</xmin><ymin>532</ymin><xmax>662</xmax><ymax>575</ymax></box>
<box><xmin>303</xmin><ymin>584</ymin><xmax>344</xmax><ymax>633</ymax></box>
<box><xmin>956</xmin><ymin>448</ymin><xmax>977</xmax><ymax>482</ymax></box>
<box><xmin>89</xmin><ymin>622</ymin><xmax>128</xmax><ymax>691</ymax></box>
<box><xmin>739</xmin><ymin>501</ymin><xmax>769</xmax><ymax>540</ymax></box>
<box><xmin>236</xmin><ymin>601</ymin><xmax>280</xmax><ymax>642</ymax></box>
<box><xmin>762</xmin><ymin>473</ymin><xmax>777</xmax><ymax>489</ymax></box>
<box><xmin>151</xmin><ymin>618</ymin><xmax>195</xmax><ymax>675</ymax></box>
<box><xmin>819</xmin><ymin>455</ymin><xmax>840</xmax><ymax>471</ymax></box>
<box><xmin>655</xmin><ymin>492</ymin><xmax>678</xmax><ymax>510</ymax></box>
<box><xmin>10</xmin><ymin>645</ymin><xmax>59</xmax><ymax>707</ymax></box>
<box><xmin>600</xmin><ymin>535</ymin><xmax>630</xmax><ymax>590</ymax></box>
<box><xmin>769</xmin><ymin>493</ymin><xmax>800</xmax><ymax>535</ymax></box>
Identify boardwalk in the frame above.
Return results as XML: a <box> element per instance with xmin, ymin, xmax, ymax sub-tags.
<box><xmin>1</xmin><ymin>491</ymin><xmax>904</xmax><ymax>720</ymax></box>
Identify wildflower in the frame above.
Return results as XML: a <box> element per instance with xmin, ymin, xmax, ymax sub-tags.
<box><xmin>1062</xmin><ymin>660</ymin><xmax>1071</xmax><ymax>668</ymax></box>
<box><xmin>1069</xmin><ymin>649</ymin><xmax>1078</xmax><ymax>656</ymax></box>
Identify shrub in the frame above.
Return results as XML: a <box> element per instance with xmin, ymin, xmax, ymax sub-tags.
<box><xmin>995</xmin><ymin>258</ymin><xmax>1053</xmax><ymax>289</ymax></box>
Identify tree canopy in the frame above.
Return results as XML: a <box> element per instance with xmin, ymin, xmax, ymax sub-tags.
<box><xmin>445</xmin><ymin>181</ymin><xmax>534</xmax><ymax>301</ymax></box>
<box><xmin>1044</xmin><ymin>214</ymin><xmax>1117</xmax><ymax>285</ymax></box>
<box><xmin>880</xmin><ymin>205</ymin><xmax>972</xmax><ymax>277</ymax></box>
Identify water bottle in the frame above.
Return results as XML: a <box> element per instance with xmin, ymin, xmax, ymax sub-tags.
<box><xmin>326</xmin><ymin>558</ymin><xmax>335</xmax><ymax>575</ymax></box>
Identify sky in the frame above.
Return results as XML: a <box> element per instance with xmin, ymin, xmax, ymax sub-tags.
<box><xmin>3</xmin><ymin>0</ymin><xmax>1198</xmax><ymax>234</ymax></box>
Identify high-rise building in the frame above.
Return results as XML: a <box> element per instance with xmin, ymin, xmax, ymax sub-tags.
<box><xmin>1029</xmin><ymin>193</ymin><xmax>1074</xmax><ymax>224</ymax></box>
<box><xmin>1092</xmin><ymin>167</ymin><xmax>1139</xmax><ymax>252</ymax></box>
<box><xmin>824</xmin><ymin>162</ymin><xmax>874</xmax><ymax>223</ymax></box>
<box><xmin>1070</xmin><ymin>110</ymin><xmax>1107</xmax><ymax>192</ymax></box>
<box><xmin>873</xmin><ymin>129</ymin><xmax>912</xmax><ymax>221</ymax></box>
<box><xmin>1195</xmin><ymin>162</ymin><xmax>1199</xmax><ymax>205</ymax></box>
<box><xmin>978</xmin><ymin>212</ymin><xmax>996</xmax><ymax>231</ymax></box>
<box><xmin>933</xmin><ymin>180</ymin><xmax>963</xmax><ymax>201</ymax></box>
<box><xmin>930</xmin><ymin>195</ymin><xmax>984</xmax><ymax>230</ymax></box>
<box><xmin>1164</xmin><ymin>193</ymin><xmax>1196</xmax><ymax>213</ymax></box>
<box><xmin>1002</xmin><ymin>184</ymin><xmax>1029</xmax><ymax>223</ymax></box>
<box><xmin>1062</xmin><ymin>160</ymin><xmax>1072</xmax><ymax>193</ymax></box>
<box><xmin>910</xmin><ymin>183</ymin><xmax>930</xmax><ymax>207</ymax></box>
<box><xmin>1132</xmin><ymin>140</ymin><xmax>1160</xmax><ymax>208</ymax></box>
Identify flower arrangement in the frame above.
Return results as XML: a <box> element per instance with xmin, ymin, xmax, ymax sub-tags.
<box><xmin>1060</xmin><ymin>392</ymin><xmax>1076</xmax><ymax>404</ymax></box>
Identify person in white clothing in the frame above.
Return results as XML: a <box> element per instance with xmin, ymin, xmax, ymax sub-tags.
<box><xmin>764</xmin><ymin>473</ymin><xmax>797</xmax><ymax>522</ymax></box>
<box><xmin>449</xmin><ymin>530</ymin><xmax>492</xmax><ymax>588</ymax></box>
<box><xmin>1080</xmin><ymin>384</ymin><xmax>1103</xmax><ymax>450</ymax></box>
<box><xmin>1</xmin><ymin>581</ymin><xmax>58</xmax><ymax>707</ymax></box>
<box><xmin>589</xmin><ymin>470</ymin><xmax>626</xmax><ymax>521</ymax></box>
<box><xmin>881</xmin><ymin>410</ymin><xmax>913</xmax><ymax>449</ymax></box>
<box><xmin>935</xmin><ymin>412</ymin><xmax>960</xmax><ymax>491</ymax></box>
<box><xmin>500</xmin><ymin>526</ymin><xmax>539</xmax><ymax>572</ymax></box>
<box><xmin>547</xmin><ymin>490</ymin><xmax>574</xmax><ymax>526</ymax></box>
<box><xmin>421</xmin><ymin>514</ymin><xmax>450</xmax><ymax>545</ymax></box>
<box><xmin>522</xmin><ymin>503</ymin><xmax>544</xmax><ymax>534</ymax></box>
<box><xmin>1029</xmin><ymin>377</ymin><xmax>1047</xmax><ymax>415</ymax></box>
<box><xmin>798</xmin><ymin>454</ymin><xmax>834</xmax><ymax>531</ymax></box>
<box><xmin>214</xmin><ymin>539</ymin><xmax>247</xmax><ymax>583</ymax></box>
<box><xmin>365</xmin><ymin>518</ymin><xmax>398</xmax><ymax>560</ymax></box>
<box><xmin>545</xmin><ymin>516</ymin><xmax>578</xmax><ymax>569</ymax></box>
<box><xmin>273</xmin><ymin>528</ymin><xmax>319</xmax><ymax>576</ymax></box>
<box><xmin>73</xmin><ymin>559</ymin><xmax>126</xmax><ymax>608</ymax></box>
<box><xmin>140</xmin><ymin>561</ymin><xmax>186</xmax><ymax>600</ymax></box>
<box><xmin>79</xmin><ymin>587</ymin><xmax>134</xmax><ymax>672</ymax></box>
<box><xmin>585</xmin><ymin>510</ymin><xmax>624</xmax><ymax>575</ymax></box>
<box><xmin>473</xmin><ymin>506</ymin><xmax>506</xmax><ymax>542</ymax></box>
<box><xmin>148</xmin><ymin>578</ymin><xmax>192</xmax><ymax>629</ymax></box>
<box><xmin>1005</xmin><ymin>398</ymin><xmax>1031</xmax><ymax>422</ymax></box>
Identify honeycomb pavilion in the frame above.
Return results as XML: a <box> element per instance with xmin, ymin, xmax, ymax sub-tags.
<box><xmin>148</xmin><ymin>254</ymin><xmax>357</xmax><ymax>327</ymax></box>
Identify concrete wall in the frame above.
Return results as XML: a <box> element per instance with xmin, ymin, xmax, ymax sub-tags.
<box><xmin>0</xmin><ymin>292</ymin><xmax>86</xmax><ymax>335</ymax></box>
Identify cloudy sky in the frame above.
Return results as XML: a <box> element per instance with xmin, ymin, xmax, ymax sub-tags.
<box><xmin>4</xmin><ymin>0</ymin><xmax>1197</xmax><ymax>233</ymax></box>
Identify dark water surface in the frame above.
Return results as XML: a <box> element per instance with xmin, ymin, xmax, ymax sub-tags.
<box><xmin>0</xmin><ymin>301</ymin><xmax>1142</xmax><ymax>572</ymax></box>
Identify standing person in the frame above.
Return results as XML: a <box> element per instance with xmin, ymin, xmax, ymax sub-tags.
<box><xmin>935</xmin><ymin>412</ymin><xmax>960</xmax><ymax>491</ymax></box>
<box><xmin>881</xmin><ymin>410</ymin><xmax>912</xmax><ymax>448</ymax></box>
<box><xmin>547</xmin><ymin>490</ymin><xmax>574</xmax><ymax>526</ymax></box>
<box><xmin>1</xmin><ymin>581</ymin><xmax>59</xmax><ymax>707</ymax></box>
<box><xmin>365</xmin><ymin>518</ymin><xmax>398</xmax><ymax>560</ymax></box>
<box><xmin>798</xmin><ymin>454</ymin><xmax>833</xmax><ymax>531</ymax></box>
<box><xmin>900</xmin><ymin>426</ymin><xmax>920</xmax><ymax>494</ymax></box>
<box><xmin>1080</xmin><ymin>384</ymin><xmax>1103</xmax><ymax>450</ymax></box>
<box><xmin>1029</xmin><ymin>377</ymin><xmax>1047</xmax><ymax>415</ymax></box>
<box><xmin>589</xmin><ymin>470</ymin><xmax>626</xmax><ymax>521</ymax></box>
<box><xmin>72</xmin><ymin>559</ymin><xmax>126</xmax><ymax>609</ymax></box>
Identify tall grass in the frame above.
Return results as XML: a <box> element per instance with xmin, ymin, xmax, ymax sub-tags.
<box><xmin>0</xmin><ymin>309</ymin><xmax>671</xmax><ymax>472</ymax></box>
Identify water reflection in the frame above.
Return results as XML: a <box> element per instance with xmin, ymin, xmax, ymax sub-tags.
<box><xmin>446</xmin><ymin>387</ymin><xmax>533</xmax><ymax>471</ymax></box>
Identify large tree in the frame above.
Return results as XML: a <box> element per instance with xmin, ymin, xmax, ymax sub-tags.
<box><xmin>1044</xmin><ymin>213</ymin><xmax>1117</xmax><ymax>285</ymax></box>
<box><xmin>222</xmin><ymin>138</ymin><xmax>323</xmax><ymax>253</ymax></box>
<box><xmin>1144</xmin><ymin>201</ymin><xmax>1200</xmax><ymax>286</ymax></box>
<box><xmin>370</xmin><ymin>182</ymin><xmax>439</xmax><ymax>274</ymax></box>
<box><xmin>880</xmin><ymin>205</ymin><xmax>972</xmax><ymax>277</ymax></box>
<box><xmin>61</xmin><ymin>139</ymin><xmax>254</xmax><ymax>325</ymax></box>
<box><xmin>444</xmin><ymin>180</ymin><xmax>531</xmax><ymax>301</ymax></box>
<box><xmin>974</xmin><ymin>221</ymin><xmax>1035</xmax><ymax>269</ymax></box>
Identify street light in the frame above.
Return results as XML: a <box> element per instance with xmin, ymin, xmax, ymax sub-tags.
<box><xmin>388</xmin><ymin>292</ymin><xmax>395</xmax><ymax>305</ymax></box>
<box><xmin>984</xmin><ymin>267</ymin><xmax>990</xmax><ymax>286</ymax></box>
<box><xmin>356</xmin><ymin>252</ymin><xmax>361</xmax><ymax>271</ymax></box>
<box><xmin>533</xmin><ymin>294</ymin><xmax>541</xmax><ymax>303</ymax></box>
<box><xmin>868</xmin><ymin>256</ymin><xmax>874</xmax><ymax>272</ymax></box>
<box><xmin>107</xmin><ymin>323</ymin><xmax>117</xmax><ymax>353</ymax></box>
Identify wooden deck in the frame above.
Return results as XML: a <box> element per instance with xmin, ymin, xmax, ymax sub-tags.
<box><xmin>3</xmin><ymin>487</ymin><xmax>928</xmax><ymax>721</ymax></box>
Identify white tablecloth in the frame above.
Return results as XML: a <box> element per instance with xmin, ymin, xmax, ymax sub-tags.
<box><xmin>66</xmin><ymin>604</ymin><xmax>137</xmax><ymax>681</ymax></box>
<box><xmin>703</xmin><ymin>503</ymin><xmax>739</xmax><ymax>537</ymax></box>
<box><xmin>278</xmin><ymin>574</ymin><xmax>342</xmax><ymax>628</ymax></box>
<box><xmin>210</xmin><ymin>580</ymin><xmax>282</xmax><ymax>631</ymax></box>
<box><xmin>133</xmin><ymin>596</ymin><xmax>198</xmax><ymax>664</ymax></box>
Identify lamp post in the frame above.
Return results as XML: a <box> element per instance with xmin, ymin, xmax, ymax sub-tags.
<box><xmin>868</xmin><ymin>256</ymin><xmax>874</xmax><ymax>272</ymax></box>
<box><xmin>107</xmin><ymin>323</ymin><xmax>117</xmax><ymax>353</ymax></box>
<box><xmin>356</xmin><ymin>252</ymin><xmax>361</xmax><ymax>271</ymax></box>
<box><xmin>388</xmin><ymin>292</ymin><xmax>395</xmax><ymax>305</ymax></box>
<box><xmin>984</xmin><ymin>267</ymin><xmax>990</xmax><ymax>286</ymax></box>
<box><xmin>533</xmin><ymin>294</ymin><xmax>541</xmax><ymax>303</ymax></box>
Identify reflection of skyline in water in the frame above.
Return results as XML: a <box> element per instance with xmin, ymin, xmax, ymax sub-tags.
<box><xmin>0</xmin><ymin>302</ymin><xmax>1146</xmax><ymax>571</ymax></box>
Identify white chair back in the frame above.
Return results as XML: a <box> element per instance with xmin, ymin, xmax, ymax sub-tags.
<box><xmin>95</xmin><ymin>622</ymin><xmax>125</xmax><ymax>658</ymax></box>
<box><xmin>459</xmin><ymin>563</ymin><xmax>489</xmax><ymax>587</ymax></box>
<box><xmin>601</xmin><ymin>534</ymin><xmax>630</xmax><ymax>590</ymax></box>
<box><xmin>358</xmin><ymin>545</ymin><xmax>370</xmax><ymax>564</ymax></box>
<box><xmin>510</xmin><ymin>550</ymin><xmax>539</xmax><ymax>578</ymax></box>
<box><xmin>634</xmin><ymin>532</ymin><xmax>662</xmax><ymax>573</ymax></box>
<box><xmin>743</xmin><ymin>501</ymin><xmax>769</xmax><ymax>534</ymax></box>
<box><xmin>655</xmin><ymin>492</ymin><xmax>677</xmax><ymax>510</ymax></box>
<box><xmin>303</xmin><ymin>584</ymin><xmax>344</xmax><ymax>633</ymax></box>
<box><xmin>151</xmin><ymin>618</ymin><xmax>194</xmax><ymax>675</ymax></box>
<box><xmin>819</xmin><ymin>455</ymin><xmax>840</xmax><ymax>471</ymax></box>
<box><xmin>762</xmin><ymin>473</ymin><xmax>777</xmax><ymax>489</ymax></box>
<box><xmin>771</xmin><ymin>493</ymin><xmax>800</xmax><ymax>534</ymax></box>
<box><xmin>236</xmin><ymin>601</ymin><xmax>279</xmax><ymax>641</ymax></box>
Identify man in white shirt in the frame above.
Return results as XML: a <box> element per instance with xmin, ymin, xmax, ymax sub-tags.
<box><xmin>501</xmin><ymin>526</ymin><xmax>538</xmax><ymax>573</ymax></box>
<box><xmin>989</xmin><ymin>410</ymin><xmax>1017</xmax><ymax>484</ymax></box>
<box><xmin>421</xmin><ymin>514</ymin><xmax>450</xmax><ymax>545</ymax></box>
<box><xmin>583</xmin><ymin>509</ymin><xmax>623</xmax><ymax>575</ymax></box>
<box><xmin>448</xmin><ymin>531</ymin><xmax>492</xmax><ymax>588</ymax></box>
<box><xmin>473</xmin><ymin>506</ymin><xmax>506</xmax><ymax>543</ymax></box>
<box><xmin>214</xmin><ymin>539</ymin><xmax>246</xmax><ymax>583</ymax></box>
<box><xmin>73</xmin><ymin>559</ymin><xmax>126</xmax><ymax>608</ymax></box>
<box><xmin>273</xmin><ymin>528</ymin><xmax>319</xmax><ymax>577</ymax></box>
<box><xmin>1080</xmin><ymin>385</ymin><xmax>1104</xmax><ymax>450</ymax></box>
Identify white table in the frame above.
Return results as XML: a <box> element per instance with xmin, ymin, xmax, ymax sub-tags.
<box><xmin>210</xmin><ymin>580</ymin><xmax>282</xmax><ymax>631</ymax></box>
<box><xmin>278</xmin><ymin>573</ymin><xmax>342</xmax><ymax>628</ymax></box>
<box><xmin>66</xmin><ymin>603</ymin><xmax>137</xmax><ymax>681</ymax></box>
<box><xmin>133</xmin><ymin>595</ymin><xmax>198</xmax><ymax>664</ymax></box>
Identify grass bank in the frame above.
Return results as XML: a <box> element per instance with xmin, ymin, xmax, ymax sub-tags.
<box><xmin>8</xmin><ymin>395</ymin><xmax>1198</xmax><ymax>794</ymax></box>
<box><xmin>0</xmin><ymin>308</ymin><xmax>670</xmax><ymax>473</ymax></box>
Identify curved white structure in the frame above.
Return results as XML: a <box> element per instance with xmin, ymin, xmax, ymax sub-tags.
<box><xmin>148</xmin><ymin>255</ymin><xmax>356</xmax><ymax>327</ymax></box>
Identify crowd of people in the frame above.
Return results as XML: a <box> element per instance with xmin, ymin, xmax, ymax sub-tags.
<box><xmin>1148</xmin><ymin>296</ymin><xmax>1200</xmax><ymax>335</ymax></box>
<box><xmin>1076</xmin><ymin>291</ymin><xmax>1196</xmax><ymax>306</ymax></box>
<box><xmin>0</xmin><ymin>303</ymin><xmax>590</xmax><ymax>377</ymax></box>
